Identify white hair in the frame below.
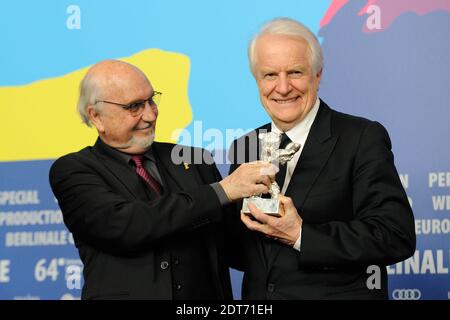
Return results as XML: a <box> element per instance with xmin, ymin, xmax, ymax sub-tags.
<box><xmin>77</xmin><ymin>71</ymin><xmax>103</xmax><ymax>127</ymax></box>
<box><xmin>248</xmin><ymin>17</ymin><xmax>324</xmax><ymax>76</ymax></box>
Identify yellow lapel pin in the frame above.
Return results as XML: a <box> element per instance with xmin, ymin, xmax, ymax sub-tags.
<box><xmin>183</xmin><ymin>162</ymin><xmax>190</xmax><ymax>170</ymax></box>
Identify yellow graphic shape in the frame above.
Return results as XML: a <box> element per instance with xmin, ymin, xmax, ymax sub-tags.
<box><xmin>0</xmin><ymin>49</ymin><xmax>192</xmax><ymax>161</ymax></box>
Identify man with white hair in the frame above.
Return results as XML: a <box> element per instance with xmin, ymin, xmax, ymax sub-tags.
<box><xmin>49</xmin><ymin>60</ymin><xmax>275</xmax><ymax>299</ymax></box>
<box><xmin>228</xmin><ymin>18</ymin><xmax>416</xmax><ymax>299</ymax></box>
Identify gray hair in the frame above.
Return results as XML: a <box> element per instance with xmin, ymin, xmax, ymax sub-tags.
<box><xmin>77</xmin><ymin>71</ymin><xmax>103</xmax><ymax>127</ymax></box>
<box><xmin>248</xmin><ymin>17</ymin><xmax>324</xmax><ymax>76</ymax></box>
<box><xmin>77</xmin><ymin>60</ymin><xmax>151</xmax><ymax>126</ymax></box>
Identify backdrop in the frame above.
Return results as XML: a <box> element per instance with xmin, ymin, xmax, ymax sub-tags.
<box><xmin>1</xmin><ymin>0</ymin><xmax>449</xmax><ymax>300</ymax></box>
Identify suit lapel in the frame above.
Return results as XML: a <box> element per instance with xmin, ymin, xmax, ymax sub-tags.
<box><xmin>93</xmin><ymin>141</ymin><xmax>202</xmax><ymax>195</ymax></box>
<box><xmin>268</xmin><ymin>101</ymin><xmax>339</xmax><ymax>268</ymax></box>
<box><xmin>151</xmin><ymin>142</ymin><xmax>200</xmax><ymax>192</ymax></box>
<box><xmin>285</xmin><ymin>102</ymin><xmax>338</xmax><ymax>209</ymax></box>
<box><xmin>92</xmin><ymin>139</ymin><xmax>144</xmax><ymax>198</ymax></box>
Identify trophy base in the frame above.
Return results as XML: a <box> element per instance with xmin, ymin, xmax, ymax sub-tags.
<box><xmin>242</xmin><ymin>197</ymin><xmax>281</xmax><ymax>217</ymax></box>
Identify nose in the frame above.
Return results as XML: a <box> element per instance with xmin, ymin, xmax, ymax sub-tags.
<box><xmin>275</xmin><ymin>73</ymin><xmax>292</xmax><ymax>95</ymax></box>
<box><xmin>141</xmin><ymin>101</ymin><xmax>158</xmax><ymax>122</ymax></box>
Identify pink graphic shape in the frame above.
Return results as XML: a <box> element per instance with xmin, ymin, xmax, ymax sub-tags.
<box><xmin>321</xmin><ymin>0</ymin><xmax>450</xmax><ymax>33</ymax></box>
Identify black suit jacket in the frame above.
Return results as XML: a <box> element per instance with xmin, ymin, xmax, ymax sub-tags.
<box><xmin>49</xmin><ymin>139</ymin><xmax>232</xmax><ymax>300</ymax></box>
<box><xmin>228</xmin><ymin>100</ymin><xmax>416</xmax><ymax>300</ymax></box>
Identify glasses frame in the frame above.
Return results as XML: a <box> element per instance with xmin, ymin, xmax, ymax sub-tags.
<box><xmin>95</xmin><ymin>91</ymin><xmax>162</xmax><ymax>116</ymax></box>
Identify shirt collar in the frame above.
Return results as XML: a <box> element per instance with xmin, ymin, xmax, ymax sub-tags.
<box><xmin>271</xmin><ymin>97</ymin><xmax>320</xmax><ymax>143</ymax></box>
<box><xmin>99</xmin><ymin>140</ymin><xmax>156</xmax><ymax>165</ymax></box>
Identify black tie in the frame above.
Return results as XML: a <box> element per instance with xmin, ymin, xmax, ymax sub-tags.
<box><xmin>275</xmin><ymin>133</ymin><xmax>292</xmax><ymax>193</ymax></box>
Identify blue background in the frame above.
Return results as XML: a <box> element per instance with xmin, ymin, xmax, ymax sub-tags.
<box><xmin>1</xmin><ymin>0</ymin><xmax>449</xmax><ymax>300</ymax></box>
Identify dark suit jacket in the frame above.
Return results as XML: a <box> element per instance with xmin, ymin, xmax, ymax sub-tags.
<box><xmin>228</xmin><ymin>100</ymin><xmax>416</xmax><ymax>300</ymax></box>
<box><xmin>49</xmin><ymin>139</ymin><xmax>232</xmax><ymax>300</ymax></box>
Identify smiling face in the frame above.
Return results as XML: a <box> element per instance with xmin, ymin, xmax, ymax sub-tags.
<box><xmin>87</xmin><ymin>61</ymin><xmax>158</xmax><ymax>154</ymax></box>
<box><xmin>253</xmin><ymin>34</ymin><xmax>321</xmax><ymax>131</ymax></box>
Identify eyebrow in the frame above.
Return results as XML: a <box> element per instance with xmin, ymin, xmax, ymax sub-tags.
<box><xmin>258</xmin><ymin>68</ymin><xmax>278</xmax><ymax>76</ymax></box>
<box><xmin>260</xmin><ymin>64</ymin><xmax>307</xmax><ymax>72</ymax></box>
<box><xmin>285</xmin><ymin>65</ymin><xmax>308</xmax><ymax>72</ymax></box>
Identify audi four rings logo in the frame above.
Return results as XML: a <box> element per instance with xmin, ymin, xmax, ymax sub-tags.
<box><xmin>392</xmin><ymin>289</ymin><xmax>422</xmax><ymax>300</ymax></box>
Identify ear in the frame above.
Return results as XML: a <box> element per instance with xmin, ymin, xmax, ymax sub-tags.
<box><xmin>315</xmin><ymin>68</ymin><xmax>323</xmax><ymax>90</ymax></box>
<box><xmin>316</xmin><ymin>68</ymin><xmax>323</xmax><ymax>81</ymax></box>
<box><xmin>87</xmin><ymin>105</ymin><xmax>105</xmax><ymax>133</ymax></box>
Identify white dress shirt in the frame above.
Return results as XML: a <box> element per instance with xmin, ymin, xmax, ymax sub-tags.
<box><xmin>271</xmin><ymin>97</ymin><xmax>320</xmax><ymax>251</ymax></box>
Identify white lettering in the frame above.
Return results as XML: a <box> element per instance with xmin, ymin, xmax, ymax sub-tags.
<box><xmin>366</xmin><ymin>265</ymin><xmax>381</xmax><ymax>289</ymax></box>
<box><xmin>170</xmin><ymin>121</ymin><xmax>255</xmax><ymax>165</ymax></box>
<box><xmin>5</xmin><ymin>230</ymin><xmax>71</xmax><ymax>247</ymax></box>
<box><xmin>408</xmin><ymin>196</ymin><xmax>413</xmax><ymax>208</ymax></box>
<box><xmin>66</xmin><ymin>5</ymin><xmax>81</xmax><ymax>30</ymax></box>
<box><xmin>0</xmin><ymin>260</ymin><xmax>11</xmax><ymax>283</ymax></box>
<box><xmin>421</xmin><ymin>250</ymin><xmax>436</xmax><ymax>274</ymax></box>
<box><xmin>432</xmin><ymin>195</ymin><xmax>450</xmax><ymax>211</ymax></box>
<box><xmin>66</xmin><ymin>265</ymin><xmax>82</xmax><ymax>290</ymax></box>
<box><xmin>0</xmin><ymin>190</ymin><xmax>40</xmax><ymax>206</ymax></box>
<box><xmin>399</xmin><ymin>174</ymin><xmax>409</xmax><ymax>189</ymax></box>
<box><xmin>415</xmin><ymin>219</ymin><xmax>450</xmax><ymax>235</ymax></box>
<box><xmin>429</xmin><ymin>172</ymin><xmax>450</xmax><ymax>187</ymax></box>
<box><xmin>177</xmin><ymin>304</ymin><xmax>210</xmax><ymax>317</ymax></box>
<box><xmin>0</xmin><ymin>210</ymin><xmax>63</xmax><ymax>226</ymax></box>
<box><xmin>388</xmin><ymin>250</ymin><xmax>449</xmax><ymax>275</ymax></box>
<box><xmin>366</xmin><ymin>5</ymin><xmax>381</xmax><ymax>30</ymax></box>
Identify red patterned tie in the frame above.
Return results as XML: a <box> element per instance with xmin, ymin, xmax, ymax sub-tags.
<box><xmin>131</xmin><ymin>155</ymin><xmax>162</xmax><ymax>196</ymax></box>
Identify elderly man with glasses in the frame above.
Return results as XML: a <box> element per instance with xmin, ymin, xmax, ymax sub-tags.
<box><xmin>49</xmin><ymin>60</ymin><xmax>275</xmax><ymax>300</ymax></box>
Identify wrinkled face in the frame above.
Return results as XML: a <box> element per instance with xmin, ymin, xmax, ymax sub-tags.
<box><xmin>90</xmin><ymin>70</ymin><xmax>158</xmax><ymax>154</ymax></box>
<box><xmin>254</xmin><ymin>34</ymin><xmax>321</xmax><ymax>131</ymax></box>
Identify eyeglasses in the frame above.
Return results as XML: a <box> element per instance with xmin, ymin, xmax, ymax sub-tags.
<box><xmin>95</xmin><ymin>91</ymin><xmax>162</xmax><ymax>117</ymax></box>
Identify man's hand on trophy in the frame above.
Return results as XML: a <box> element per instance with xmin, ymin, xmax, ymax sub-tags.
<box><xmin>240</xmin><ymin>195</ymin><xmax>302</xmax><ymax>247</ymax></box>
<box><xmin>220</xmin><ymin>161</ymin><xmax>278</xmax><ymax>201</ymax></box>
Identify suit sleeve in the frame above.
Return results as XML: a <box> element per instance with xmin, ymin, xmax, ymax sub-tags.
<box><xmin>49</xmin><ymin>152</ymin><xmax>223</xmax><ymax>256</ymax></box>
<box><xmin>300</xmin><ymin>121</ymin><xmax>416</xmax><ymax>267</ymax></box>
<box><xmin>223</xmin><ymin>152</ymin><xmax>248</xmax><ymax>271</ymax></box>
